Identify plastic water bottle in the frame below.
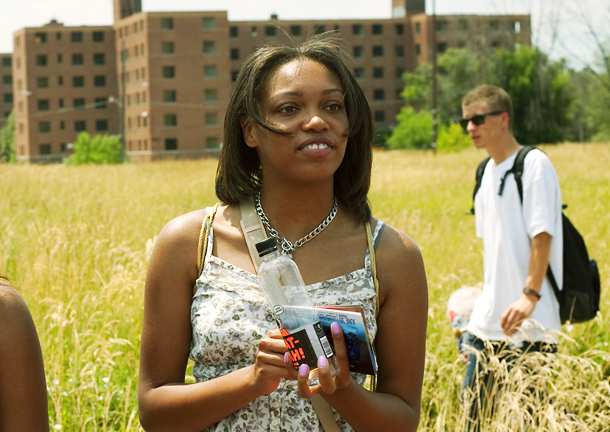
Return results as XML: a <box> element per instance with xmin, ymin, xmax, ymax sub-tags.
<box><xmin>256</xmin><ymin>238</ymin><xmax>340</xmax><ymax>382</ymax></box>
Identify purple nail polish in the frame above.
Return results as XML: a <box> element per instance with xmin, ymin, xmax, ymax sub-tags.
<box><xmin>299</xmin><ymin>364</ymin><xmax>308</xmax><ymax>377</ymax></box>
<box><xmin>331</xmin><ymin>322</ymin><xmax>341</xmax><ymax>334</ymax></box>
<box><xmin>284</xmin><ymin>352</ymin><xmax>291</xmax><ymax>363</ymax></box>
<box><xmin>318</xmin><ymin>356</ymin><xmax>328</xmax><ymax>367</ymax></box>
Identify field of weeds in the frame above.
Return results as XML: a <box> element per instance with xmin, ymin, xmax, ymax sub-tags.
<box><xmin>0</xmin><ymin>143</ymin><xmax>608</xmax><ymax>431</ymax></box>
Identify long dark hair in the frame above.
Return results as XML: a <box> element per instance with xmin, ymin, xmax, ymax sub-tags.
<box><xmin>215</xmin><ymin>34</ymin><xmax>374</xmax><ymax>223</ymax></box>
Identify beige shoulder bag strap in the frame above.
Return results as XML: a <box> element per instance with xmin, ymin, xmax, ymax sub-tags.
<box><xmin>239</xmin><ymin>196</ymin><xmax>341</xmax><ymax>432</ymax></box>
<box><xmin>196</xmin><ymin>204</ymin><xmax>220</xmax><ymax>282</ymax></box>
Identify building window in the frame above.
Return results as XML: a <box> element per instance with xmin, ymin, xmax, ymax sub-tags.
<box><xmin>438</xmin><ymin>42</ymin><xmax>448</xmax><ymax>54</ymax></box>
<box><xmin>58</xmin><ymin>76</ymin><xmax>63</xmax><ymax>86</ymax></box>
<box><xmin>96</xmin><ymin>119</ymin><xmax>108</xmax><ymax>131</ymax></box>
<box><xmin>352</xmin><ymin>24</ymin><xmax>364</xmax><ymax>36</ymax></box>
<box><xmin>164</xmin><ymin>114</ymin><xmax>177</xmax><ymax>127</ymax></box>
<box><xmin>415</xmin><ymin>44</ymin><xmax>421</xmax><ymax>56</ymax></box>
<box><xmin>73</xmin><ymin>76</ymin><xmax>85</xmax><ymax>87</ymax></box>
<box><xmin>95</xmin><ymin>97</ymin><xmax>106</xmax><ymax>109</ymax></box>
<box><xmin>353</xmin><ymin>46</ymin><xmax>364</xmax><ymax>58</ymax></box>
<box><xmin>162</xmin><ymin>66</ymin><xmax>176</xmax><ymax>78</ymax></box>
<box><xmin>94</xmin><ymin>75</ymin><xmax>106</xmax><ymax>87</ymax></box>
<box><xmin>35</xmin><ymin>32</ymin><xmax>47</xmax><ymax>44</ymax></box>
<box><xmin>372</xmin><ymin>24</ymin><xmax>383</xmax><ymax>35</ymax></box>
<box><xmin>57</xmin><ymin>54</ymin><xmax>63</xmax><ymax>63</ymax></box>
<box><xmin>372</xmin><ymin>46</ymin><xmax>384</xmax><ymax>57</ymax></box>
<box><xmin>374</xmin><ymin>111</ymin><xmax>385</xmax><ymax>122</ymax></box>
<box><xmin>38</xmin><ymin>99</ymin><xmax>50</xmax><ymax>111</ymax></box>
<box><xmin>314</xmin><ymin>24</ymin><xmax>325</xmax><ymax>34</ymax></box>
<box><xmin>74</xmin><ymin>98</ymin><xmax>86</xmax><ymax>110</ymax></box>
<box><xmin>165</xmin><ymin>138</ymin><xmax>177</xmax><ymax>150</ymax></box>
<box><xmin>74</xmin><ymin>120</ymin><xmax>86</xmax><ymax>132</ymax></box>
<box><xmin>72</xmin><ymin>53</ymin><xmax>84</xmax><ymax>65</ymax></box>
<box><xmin>93</xmin><ymin>31</ymin><xmax>104</xmax><ymax>42</ymax></box>
<box><xmin>141</xmin><ymin>43</ymin><xmax>145</xmax><ymax>56</ymax></box>
<box><xmin>4</xmin><ymin>93</ymin><xmax>13</xmax><ymax>103</ymax></box>
<box><xmin>162</xmin><ymin>41</ymin><xmax>174</xmax><ymax>54</ymax></box>
<box><xmin>56</xmin><ymin>32</ymin><xmax>62</xmax><ymax>40</ymax></box>
<box><xmin>436</xmin><ymin>21</ymin><xmax>448</xmax><ymax>32</ymax></box>
<box><xmin>134</xmin><ymin>22</ymin><xmax>138</xmax><ymax>33</ymax></box>
<box><xmin>395</xmin><ymin>45</ymin><xmax>404</xmax><ymax>58</ymax></box>
<box><xmin>396</xmin><ymin>67</ymin><xmax>404</xmax><ymax>79</ymax></box>
<box><xmin>290</xmin><ymin>25</ymin><xmax>302</xmax><ymax>36</ymax></box>
<box><xmin>373</xmin><ymin>67</ymin><xmax>384</xmax><ymax>79</ymax></box>
<box><xmin>205</xmin><ymin>112</ymin><xmax>218</xmax><ymax>126</ymax></box>
<box><xmin>140</xmin><ymin>20</ymin><xmax>144</xmax><ymax>31</ymax></box>
<box><xmin>490</xmin><ymin>20</ymin><xmax>500</xmax><ymax>31</ymax></box>
<box><xmin>265</xmin><ymin>26</ymin><xmax>277</xmax><ymax>37</ymax></box>
<box><xmin>36</xmin><ymin>55</ymin><xmax>48</xmax><ymax>66</ymax></box>
<box><xmin>161</xmin><ymin>18</ymin><xmax>174</xmax><ymax>30</ymax></box>
<box><xmin>59</xmin><ymin>98</ymin><xmax>64</xmax><ymax>108</ymax></box>
<box><xmin>39</xmin><ymin>144</ymin><xmax>52</xmax><ymax>155</ymax></box>
<box><xmin>202</xmin><ymin>17</ymin><xmax>216</xmax><ymax>30</ymax></box>
<box><xmin>61</xmin><ymin>143</ymin><xmax>67</xmax><ymax>152</ymax></box>
<box><xmin>39</xmin><ymin>121</ymin><xmax>51</xmax><ymax>133</ymax></box>
<box><xmin>2</xmin><ymin>58</ymin><xmax>11</xmax><ymax>67</ymax></box>
<box><xmin>163</xmin><ymin>89</ymin><xmax>177</xmax><ymax>102</ymax></box>
<box><xmin>203</xmin><ymin>40</ymin><xmax>216</xmax><ymax>54</ymax></box>
<box><xmin>395</xmin><ymin>23</ymin><xmax>404</xmax><ymax>35</ymax></box>
<box><xmin>2</xmin><ymin>75</ymin><xmax>12</xmax><ymax>85</ymax></box>
<box><xmin>354</xmin><ymin>67</ymin><xmax>364</xmax><ymax>79</ymax></box>
<box><xmin>230</xmin><ymin>48</ymin><xmax>239</xmax><ymax>60</ymax></box>
<box><xmin>37</xmin><ymin>77</ymin><xmax>49</xmax><ymax>88</ymax></box>
<box><xmin>514</xmin><ymin>21</ymin><xmax>521</xmax><ymax>33</ymax></box>
<box><xmin>91</xmin><ymin>53</ymin><xmax>105</xmax><ymax>65</ymax></box>
<box><xmin>206</xmin><ymin>136</ymin><xmax>220</xmax><ymax>149</ymax></box>
<box><xmin>60</xmin><ymin>121</ymin><xmax>65</xmax><ymax>130</ymax></box>
<box><xmin>458</xmin><ymin>20</ymin><xmax>469</xmax><ymax>31</ymax></box>
<box><xmin>373</xmin><ymin>89</ymin><xmax>385</xmax><ymax>100</ymax></box>
<box><xmin>71</xmin><ymin>31</ymin><xmax>83</xmax><ymax>43</ymax></box>
<box><xmin>204</xmin><ymin>64</ymin><xmax>217</xmax><ymax>78</ymax></box>
<box><xmin>230</xmin><ymin>26</ymin><xmax>239</xmax><ymax>37</ymax></box>
<box><xmin>205</xmin><ymin>88</ymin><xmax>218</xmax><ymax>102</ymax></box>
<box><xmin>135</xmin><ymin>45</ymin><xmax>139</xmax><ymax>57</ymax></box>
<box><xmin>415</xmin><ymin>22</ymin><xmax>421</xmax><ymax>34</ymax></box>
<box><xmin>251</xmin><ymin>26</ymin><xmax>258</xmax><ymax>37</ymax></box>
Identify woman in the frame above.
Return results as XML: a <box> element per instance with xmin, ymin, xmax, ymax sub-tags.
<box><xmin>138</xmin><ymin>36</ymin><xmax>428</xmax><ymax>432</ymax></box>
<box><xmin>0</xmin><ymin>277</ymin><xmax>49</xmax><ymax>431</ymax></box>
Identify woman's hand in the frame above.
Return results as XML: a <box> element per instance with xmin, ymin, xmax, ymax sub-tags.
<box><xmin>284</xmin><ymin>322</ymin><xmax>352</xmax><ymax>398</ymax></box>
<box><xmin>251</xmin><ymin>329</ymin><xmax>291</xmax><ymax>396</ymax></box>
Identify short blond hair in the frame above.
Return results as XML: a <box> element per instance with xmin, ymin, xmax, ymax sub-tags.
<box><xmin>462</xmin><ymin>85</ymin><xmax>514</xmax><ymax>131</ymax></box>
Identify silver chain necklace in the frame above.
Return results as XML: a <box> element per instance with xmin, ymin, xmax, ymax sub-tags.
<box><xmin>254</xmin><ymin>192</ymin><xmax>338</xmax><ymax>257</ymax></box>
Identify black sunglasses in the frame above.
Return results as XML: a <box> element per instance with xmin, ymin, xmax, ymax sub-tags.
<box><xmin>459</xmin><ymin>111</ymin><xmax>504</xmax><ymax>131</ymax></box>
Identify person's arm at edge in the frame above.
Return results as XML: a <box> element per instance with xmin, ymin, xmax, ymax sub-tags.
<box><xmin>138</xmin><ymin>209</ymin><xmax>290</xmax><ymax>432</ymax></box>
<box><xmin>0</xmin><ymin>284</ymin><xmax>50</xmax><ymax>432</ymax></box>
<box><xmin>320</xmin><ymin>222</ymin><xmax>428</xmax><ymax>432</ymax></box>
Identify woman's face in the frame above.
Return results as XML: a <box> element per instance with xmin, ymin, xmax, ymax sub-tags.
<box><xmin>242</xmin><ymin>59</ymin><xmax>349</xmax><ymax>186</ymax></box>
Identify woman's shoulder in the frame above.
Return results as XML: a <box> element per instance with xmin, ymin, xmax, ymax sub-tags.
<box><xmin>0</xmin><ymin>282</ymin><xmax>36</xmax><ymax>345</ymax></box>
<box><xmin>373</xmin><ymin>219</ymin><xmax>422</xmax><ymax>261</ymax></box>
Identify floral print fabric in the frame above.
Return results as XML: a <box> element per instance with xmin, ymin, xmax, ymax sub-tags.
<box><xmin>189</xmin><ymin>209</ymin><xmax>384</xmax><ymax>432</ymax></box>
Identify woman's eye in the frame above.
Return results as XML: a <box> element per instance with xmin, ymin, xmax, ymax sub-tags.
<box><xmin>278</xmin><ymin>106</ymin><xmax>298</xmax><ymax>114</ymax></box>
<box><xmin>326</xmin><ymin>103</ymin><xmax>343</xmax><ymax>112</ymax></box>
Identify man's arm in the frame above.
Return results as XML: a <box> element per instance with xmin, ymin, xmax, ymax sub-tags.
<box><xmin>500</xmin><ymin>232</ymin><xmax>552</xmax><ymax>335</ymax></box>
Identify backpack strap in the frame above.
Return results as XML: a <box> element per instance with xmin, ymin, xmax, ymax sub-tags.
<box><xmin>498</xmin><ymin>145</ymin><xmax>536</xmax><ymax>200</ymax></box>
<box><xmin>470</xmin><ymin>156</ymin><xmax>491</xmax><ymax>214</ymax></box>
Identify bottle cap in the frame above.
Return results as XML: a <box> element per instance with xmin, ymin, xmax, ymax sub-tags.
<box><xmin>255</xmin><ymin>238</ymin><xmax>278</xmax><ymax>257</ymax></box>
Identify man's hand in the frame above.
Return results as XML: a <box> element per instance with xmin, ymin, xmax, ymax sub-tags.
<box><xmin>500</xmin><ymin>294</ymin><xmax>538</xmax><ymax>336</ymax></box>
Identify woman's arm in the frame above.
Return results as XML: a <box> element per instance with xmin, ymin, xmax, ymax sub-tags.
<box><xmin>0</xmin><ymin>284</ymin><xmax>49</xmax><ymax>432</ymax></box>
<box><xmin>289</xmin><ymin>223</ymin><xmax>428</xmax><ymax>432</ymax></box>
<box><xmin>138</xmin><ymin>210</ymin><xmax>290</xmax><ymax>432</ymax></box>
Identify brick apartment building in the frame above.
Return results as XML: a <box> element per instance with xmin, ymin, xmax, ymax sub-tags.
<box><xmin>8</xmin><ymin>0</ymin><xmax>530</xmax><ymax>163</ymax></box>
<box><xmin>0</xmin><ymin>54</ymin><xmax>14</xmax><ymax>130</ymax></box>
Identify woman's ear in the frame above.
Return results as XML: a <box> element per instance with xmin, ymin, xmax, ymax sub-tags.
<box><xmin>241</xmin><ymin>118</ymin><xmax>258</xmax><ymax>149</ymax></box>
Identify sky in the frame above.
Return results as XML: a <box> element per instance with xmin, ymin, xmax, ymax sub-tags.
<box><xmin>1</xmin><ymin>0</ymin><xmax>608</xmax><ymax>69</ymax></box>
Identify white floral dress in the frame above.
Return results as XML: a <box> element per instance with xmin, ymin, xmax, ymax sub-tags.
<box><xmin>190</xmin><ymin>210</ymin><xmax>384</xmax><ymax>432</ymax></box>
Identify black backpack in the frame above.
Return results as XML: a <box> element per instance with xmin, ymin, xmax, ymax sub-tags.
<box><xmin>472</xmin><ymin>146</ymin><xmax>601</xmax><ymax>324</ymax></box>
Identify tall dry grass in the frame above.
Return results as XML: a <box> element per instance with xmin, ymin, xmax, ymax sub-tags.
<box><xmin>0</xmin><ymin>143</ymin><xmax>608</xmax><ymax>430</ymax></box>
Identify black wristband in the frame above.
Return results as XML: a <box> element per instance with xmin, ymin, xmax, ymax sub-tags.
<box><xmin>523</xmin><ymin>287</ymin><xmax>541</xmax><ymax>300</ymax></box>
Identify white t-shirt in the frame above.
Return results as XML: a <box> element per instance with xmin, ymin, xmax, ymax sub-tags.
<box><xmin>467</xmin><ymin>148</ymin><xmax>563</xmax><ymax>343</ymax></box>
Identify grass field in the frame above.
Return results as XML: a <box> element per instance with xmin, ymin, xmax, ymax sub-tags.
<box><xmin>0</xmin><ymin>143</ymin><xmax>608</xmax><ymax>431</ymax></box>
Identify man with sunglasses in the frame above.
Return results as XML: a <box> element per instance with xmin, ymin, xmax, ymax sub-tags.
<box><xmin>459</xmin><ymin>85</ymin><xmax>563</xmax><ymax>431</ymax></box>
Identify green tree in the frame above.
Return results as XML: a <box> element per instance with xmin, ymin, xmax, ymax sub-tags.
<box><xmin>67</xmin><ymin>132</ymin><xmax>123</xmax><ymax>165</ymax></box>
<box><xmin>387</xmin><ymin>106</ymin><xmax>435</xmax><ymax>150</ymax></box>
<box><xmin>0</xmin><ymin>111</ymin><xmax>15</xmax><ymax>163</ymax></box>
<box><xmin>437</xmin><ymin>122</ymin><xmax>472</xmax><ymax>153</ymax></box>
